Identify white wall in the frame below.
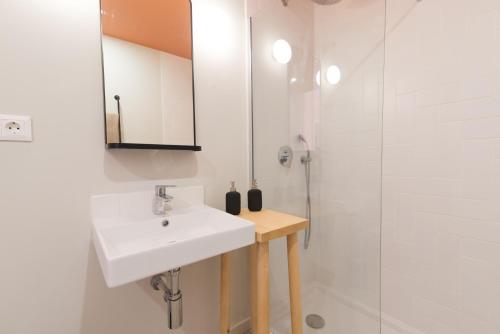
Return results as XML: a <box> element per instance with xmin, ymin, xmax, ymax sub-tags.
<box><xmin>383</xmin><ymin>0</ymin><xmax>500</xmax><ymax>333</ymax></box>
<box><xmin>0</xmin><ymin>0</ymin><xmax>250</xmax><ymax>333</ymax></box>
<box><xmin>102</xmin><ymin>36</ymin><xmax>194</xmax><ymax>145</ymax></box>
<box><xmin>160</xmin><ymin>49</ymin><xmax>195</xmax><ymax>145</ymax></box>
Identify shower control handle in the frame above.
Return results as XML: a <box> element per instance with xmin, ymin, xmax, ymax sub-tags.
<box><xmin>278</xmin><ymin>146</ymin><xmax>293</xmax><ymax>167</ymax></box>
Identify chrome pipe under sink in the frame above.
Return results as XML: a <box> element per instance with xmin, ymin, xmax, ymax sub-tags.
<box><xmin>151</xmin><ymin>268</ymin><xmax>183</xmax><ymax>330</ymax></box>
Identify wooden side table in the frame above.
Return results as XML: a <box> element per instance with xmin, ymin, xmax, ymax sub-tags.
<box><xmin>220</xmin><ymin>209</ymin><xmax>309</xmax><ymax>334</ymax></box>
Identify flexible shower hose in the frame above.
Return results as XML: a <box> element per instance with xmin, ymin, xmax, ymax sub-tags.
<box><xmin>303</xmin><ymin>151</ymin><xmax>312</xmax><ymax>249</ymax></box>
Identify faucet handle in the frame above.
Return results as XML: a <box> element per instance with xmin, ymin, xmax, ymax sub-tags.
<box><xmin>155</xmin><ymin>185</ymin><xmax>176</xmax><ymax>200</ymax></box>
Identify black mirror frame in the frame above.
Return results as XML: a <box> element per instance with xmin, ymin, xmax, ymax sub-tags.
<box><xmin>99</xmin><ymin>0</ymin><xmax>201</xmax><ymax>151</ymax></box>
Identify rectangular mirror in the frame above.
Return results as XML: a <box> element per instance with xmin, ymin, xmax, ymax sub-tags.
<box><xmin>100</xmin><ymin>0</ymin><xmax>200</xmax><ymax>151</ymax></box>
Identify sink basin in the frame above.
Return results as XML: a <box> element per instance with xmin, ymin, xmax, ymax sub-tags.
<box><xmin>91</xmin><ymin>186</ymin><xmax>254</xmax><ymax>287</ymax></box>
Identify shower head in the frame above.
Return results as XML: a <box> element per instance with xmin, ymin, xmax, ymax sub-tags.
<box><xmin>298</xmin><ymin>134</ymin><xmax>307</xmax><ymax>144</ymax></box>
<box><xmin>298</xmin><ymin>134</ymin><xmax>310</xmax><ymax>150</ymax></box>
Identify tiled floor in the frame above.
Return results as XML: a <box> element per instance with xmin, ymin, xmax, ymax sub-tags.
<box><xmin>270</xmin><ymin>285</ymin><xmax>380</xmax><ymax>334</ymax></box>
<box><xmin>268</xmin><ymin>283</ymin><xmax>429</xmax><ymax>334</ymax></box>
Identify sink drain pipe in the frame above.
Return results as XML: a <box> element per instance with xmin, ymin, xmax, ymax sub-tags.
<box><xmin>151</xmin><ymin>268</ymin><xmax>183</xmax><ymax>329</ymax></box>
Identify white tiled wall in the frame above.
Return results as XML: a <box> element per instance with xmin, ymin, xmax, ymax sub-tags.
<box><xmin>383</xmin><ymin>0</ymin><xmax>500</xmax><ymax>332</ymax></box>
<box><xmin>252</xmin><ymin>0</ymin><xmax>385</xmax><ymax>332</ymax></box>
<box><xmin>313</xmin><ymin>0</ymin><xmax>385</xmax><ymax>330</ymax></box>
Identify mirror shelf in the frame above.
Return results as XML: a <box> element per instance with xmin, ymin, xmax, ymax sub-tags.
<box><xmin>107</xmin><ymin>143</ymin><xmax>202</xmax><ymax>151</ymax></box>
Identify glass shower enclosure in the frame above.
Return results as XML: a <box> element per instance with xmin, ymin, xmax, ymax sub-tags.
<box><xmin>250</xmin><ymin>0</ymin><xmax>386</xmax><ymax>332</ymax></box>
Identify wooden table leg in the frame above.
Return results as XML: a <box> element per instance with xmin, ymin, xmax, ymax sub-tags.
<box><xmin>220</xmin><ymin>252</ymin><xmax>231</xmax><ymax>334</ymax></box>
<box><xmin>256</xmin><ymin>241</ymin><xmax>270</xmax><ymax>334</ymax></box>
<box><xmin>250</xmin><ymin>243</ymin><xmax>258</xmax><ymax>333</ymax></box>
<box><xmin>287</xmin><ymin>233</ymin><xmax>303</xmax><ymax>334</ymax></box>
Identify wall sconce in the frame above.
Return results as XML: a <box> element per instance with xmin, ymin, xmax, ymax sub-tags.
<box><xmin>326</xmin><ymin>65</ymin><xmax>341</xmax><ymax>85</ymax></box>
<box><xmin>273</xmin><ymin>39</ymin><xmax>292</xmax><ymax>64</ymax></box>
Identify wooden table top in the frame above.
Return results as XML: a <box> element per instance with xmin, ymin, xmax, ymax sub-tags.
<box><xmin>239</xmin><ymin>209</ymin><xmax>309</xmax><ymax>243</ymax></box>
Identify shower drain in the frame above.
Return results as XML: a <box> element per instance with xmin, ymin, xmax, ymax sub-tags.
<box><xmin>305</xmin><ymin>314</ymin><xmax>325</xmax><ymax>329</ymax></box>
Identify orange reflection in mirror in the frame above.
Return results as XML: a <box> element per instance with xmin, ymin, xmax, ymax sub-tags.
<box><xmin>101</xmin><ymin>0</ymin><xmax>192</xmax><ymax>59</ymax></box>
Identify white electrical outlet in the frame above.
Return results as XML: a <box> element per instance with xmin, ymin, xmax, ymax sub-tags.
<box><xmin>0</xmin><ymin>114</ymin><xmax>32</xmax><ymax>142</ymax></box>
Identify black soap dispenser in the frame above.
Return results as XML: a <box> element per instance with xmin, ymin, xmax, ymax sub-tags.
<box><xmin>248</xmin><ymin>179</ymin><xmax>262</xmax><ymax>212</ymax></box>
<box><xmin>226</xmin><ymin>181</ymin><xmax>241</xmax><ymax>215</ymax></box>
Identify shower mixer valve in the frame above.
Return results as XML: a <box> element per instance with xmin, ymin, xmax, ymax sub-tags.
<box><xmin>278</xmin><ymin>145</ymin><xmax>293</xmax><ymax>167</ymax></box>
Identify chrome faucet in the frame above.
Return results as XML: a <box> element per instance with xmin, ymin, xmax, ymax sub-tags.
<box><xmin>153</xmin><ymin>185</ymin><xmax>175</xmax><ymax>216</ymax></box>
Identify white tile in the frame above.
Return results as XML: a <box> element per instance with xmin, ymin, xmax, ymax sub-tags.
<box><xmin>384</xmin><ymin>0</ymin><xmax>500</xmax><ymax>330</ymax></box>
<box><xmin>463</xmin><ymin>117</ymin><xmax>500</xmax><ymax>139</ymax></box>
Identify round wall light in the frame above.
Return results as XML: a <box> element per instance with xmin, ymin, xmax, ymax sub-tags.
<box><xmin>326</xmin><ymin>65</ymin><xmax>341</xmax><ymax>85</ymax></box>
<box><xmin>273</xmin><ymin>39</ymin><xmax>292</xmax><ymax>64</ymax></box>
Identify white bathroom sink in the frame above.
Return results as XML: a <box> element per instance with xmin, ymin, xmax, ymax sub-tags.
<box><xmin>91</xmin><ymin>186</ymin><xmax>254</xmax><ymax>287</ymax></box>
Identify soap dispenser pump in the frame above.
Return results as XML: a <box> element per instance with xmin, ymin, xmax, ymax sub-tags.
<box><xmin>248</xmin><ymin>179</ymin><xmax>262</xmax><ymax>212</ymax></box>
<box><xmin>226</xmin><ymin>181</ymin><xmax>241</xmax><ymax>215</ymax></box>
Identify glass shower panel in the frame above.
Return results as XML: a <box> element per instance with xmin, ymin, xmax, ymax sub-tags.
<box><xmin>250</xmin><ymin>0</ymin><xmax>385</xmax><ymax>333</ymax></box>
